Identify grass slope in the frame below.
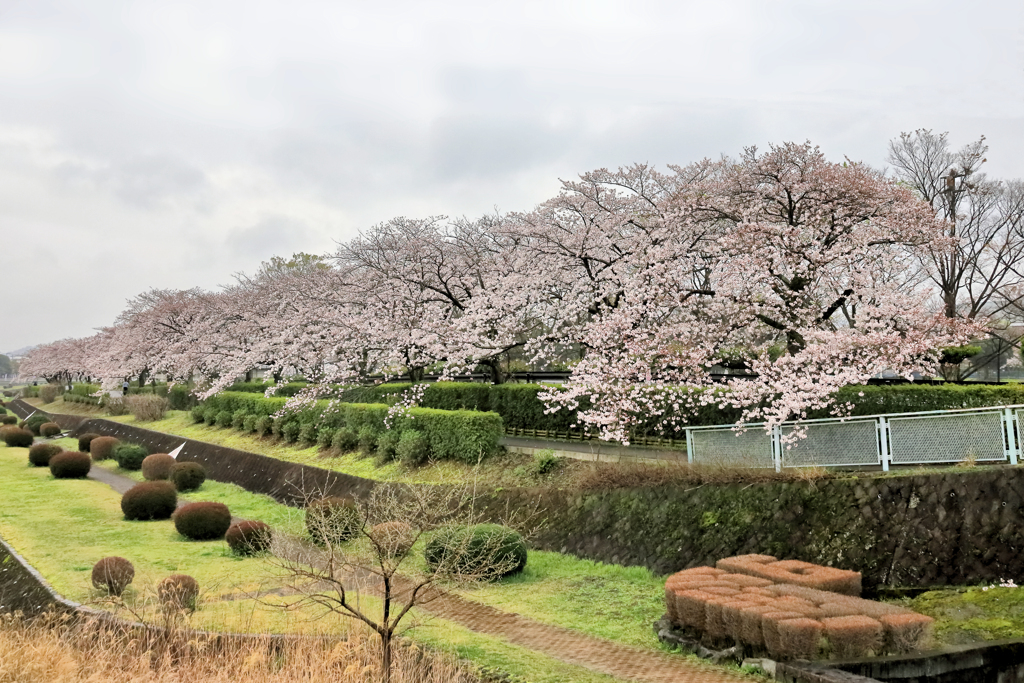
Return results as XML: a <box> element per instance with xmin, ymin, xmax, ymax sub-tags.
<box><xmin>0</xmin><ymin>439</ymin><xmax>677</xmax><ymax>683</ymax></box>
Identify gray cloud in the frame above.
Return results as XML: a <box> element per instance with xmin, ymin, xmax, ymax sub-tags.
<box><xmin>0</xmin><ymin>0</ymin><xmax>1022</xmax><ymax>352</ymax></box>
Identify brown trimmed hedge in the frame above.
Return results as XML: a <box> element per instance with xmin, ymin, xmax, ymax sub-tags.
<box><xmin>28</xmin><ymin>442</ymin><xmax>62</xmax><ymax>467</ymax></box>
<box><xmin>158</xmin><ymin>574</ymin><xmax>199</xmax><ymax>611</ymax></box>
<box><xmin>89</xmin><ymin>436</ymin><xmax>120</xmax><ymax>461</ymax></box>
<box><xmin>1</xmin><ymin>427</ymin><xmax>33</xmax><ymax>448</ymax></box>
<box><xmin>77</xmin><ymin>432</ymin><xmax>100</xmax><ymax>452</ymax></box>
<box><xmin>49</xmin><ymin>451</ymin><xmax>91</xmax><ymax>478</ymax></box>
<box><xmin>142</xmin><ymin>453</ymin><xmax>176</xmax><ymax>480</ymax></box>
<box><xmin>38</xmin><ymin>422</ymin><xmax>61</xmax><ymax>438</ymax></box>
<box><xmin>91</xmin><ymin>556</ymin><xmax>135</xmax><ymax>596</ymax></box>
<box><xmin>121</xmin><ymin>481</ymin><xmax>177</xmax><ymax>520</ymax></box>
<box><xmin>226</xmin><ymin>521</ymin><xmax>272</xmax><ymax>555</ymax></box>
<box><xmin>173</xmin><ymin>502</ymin><xmax>232</xmax><ymax>540</ymax></box>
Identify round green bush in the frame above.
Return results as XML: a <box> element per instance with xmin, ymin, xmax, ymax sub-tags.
<box><xmin>226</xmin><ymin>520</ymin><xmax>272</xmax><ymax>555</ymax></box>
<box><xmin>0</xmin><ymin>415</ymin><xmax>17</xmax><ymax>425</ymax></box>
<box><xmin>28</xmin><ymin>442</ymin><xmax>62</xmax><ymax>467</ymax></box>
<box><xmin>305</xmin><ymin>497</ymin><xmax>361</xmax><ymax>545</ymax></box>
<box><xmin>169</xmin><ymin>462</ymin><xmax>206</xmax><ymax>492</ymax></box>
<box><xmin>331</xmin><ymin>427</ymin><xmax>358</xmax><ymax>452</ymax></box>
<box><xmin>395</xmin><ymin>430</ymin><xmax>430</xmax><ymax>466</ymax></box>
<box><xmin>357</xmin><ymin>426</ymin><xmax>378</xmax><ymax>455</ymax></box>
<box><xmin>202</xmin><ymin>406</ymin><xmax>218</xmax><ymax>424</ymax></box>
<box><xmin>92</xmin><ymin>556</ymin><xmax>134</xmax><ymax>596</ymax></box>
<box><xmin>38</xmin><ymin>422</ymin><xmax>61</xmax><ymax>438</ymax></box>
<box><xmin>173</xmin><ymin>501</ymin><xmax>232</xmax><ymax>540</ymax></box>
<box><xmin>121</xmin><ymin>481</ymin><xmax>177</xmax><ymax>520</ymax></box>
<box><xmin>77</xmin><ymin>432</ymin><xmax>100</xmax><ymax>452</ymax></box>
<box><xmin>158</xmin><ymin>574</ymin><xmax>199</xmax><ymax>611</ymax></box>
<box><xmin>215</xmin><ymin>410</ymin><xmax>232</xmax><ymax>428</ymax></box>
<box><xmin>424</xmin><ymin>524</ymin><xmax>527</xmax><ymax>580</ymax></box>
<box><xmin>242</xmin><ymin>415</ymin><xmax>257</xmax><ymax>433</ymax></box>
<box><xmin>376</xmin><ymin>431</ymin><xmax>400</xmax><ymax>462</ymax></box>
<box><xmin>49</xmin><ymin>451</ymin><xmax>91</xmax><ymax>479</ymax></box>
<box><xmin>231</xmin><ymin>411</ymin><xmax>248</xmax><ymax>430</ymax></box>
<box><xmin>316</xmin><ymin>426</ymin><xmax>337</xmax><ymax>449</ymax></box>
<box><xmin>141</xmin><ymin>453</ymin><xmax>176</xmax><ymax>480</ymax></box>
<box><xmin>190</xmin><ymin>406</ymin><xmax>205</xmax><ymax>423</ymax></box>
<box><xmin>24</xmin><ymin>414</ymin><xmax>49</xmax><ymax>436</ymax></box>
<box><xmin>255</xmin><ymin>416</ymin><xmax>273</xmax><ymax>437</ymax></box>
<box><xmin>89</xmin><ymin>436</ymin><xmax>120</xmax><ymax>461</ymax></box>
<box><xmin>2</xmin><ymin>427</ymin><xmax>34</xmax><ymax>448</ymax></box>
<box><xmin>298</xmin><ymin>422</ymin><xmax>318</xmax><ymax>445</ymax></box>
<box><xmin>112</xmin><ymin>443</ymin><xmax>148</xmax><ymax>470</ymax></box>
<box><xmin>282</xmin><ymin>421</ymin><xmax>301</xmax><ymax>443</ymax></box>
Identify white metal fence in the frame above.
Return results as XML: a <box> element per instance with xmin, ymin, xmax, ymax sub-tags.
<box><xmin>684</xmin><ymin>405</ymin><xmax>1023</xmax><ymax>471</ymax></box>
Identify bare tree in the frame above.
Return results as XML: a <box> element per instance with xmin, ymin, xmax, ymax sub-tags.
<box><xmin>888</xmin><ymin>130</ymin><xmax>1024</xmax><ymax>320</ymax></box>
<box><xmin>264</xmin><ymin>484</ymin><xmax>534</xmax><ymax>683</ymax></box>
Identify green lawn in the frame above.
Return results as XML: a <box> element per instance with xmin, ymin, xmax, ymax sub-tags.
<box><xmin>0</xmin><ymin>438</ymin><xmax>687</xmax><ymax>683</ymax></box>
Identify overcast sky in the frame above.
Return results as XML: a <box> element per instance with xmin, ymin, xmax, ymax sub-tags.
<box><xmin>2</xmin><ymin>0</ymin><xmax>1023</xmax><ymax>354</ymax></box>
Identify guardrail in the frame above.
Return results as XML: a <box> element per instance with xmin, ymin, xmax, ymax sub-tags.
<box><xmin>685</xmin><ymin>405</ymin><xmax>1024</xmax><ymax>472</ymax></box>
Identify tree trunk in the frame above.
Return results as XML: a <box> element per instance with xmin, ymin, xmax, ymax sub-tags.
<box><xmin>408</xmin><ymin>366</ymin><xmax>424</xmax><ymax>382</ymax></box>
<box><xmin>380</xmin><ymin>631</ymin><xmax>393</xmax><ymax>683</ymax></box>
<box><xmin>272</xmin><ymin>369</ymin><xmax>283</xmax><ymax>383</ymax></box>
<box><xmin>245</xmin><ymin>369</ymin><xmax>253</xmax><ymax>382</ymax></box>
<box><xmin>138</xmin><ymin>369</ymin><xmax>149</xmax><ymax>388</ymax></box>
<box><xmin>482</xmin><ymin>359</ymin><xmax>505</xmax><ymax>384</ymax></box>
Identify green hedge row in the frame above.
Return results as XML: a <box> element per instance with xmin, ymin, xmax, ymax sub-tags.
<box><xmin>197</xmin><ymin>392</ymin><xmax>503</xmax><ymax>462</ymax></box>
<box><xmin>338</xmin><ymin>381</ymin><xmax>1024</xmax><ymax>436</ymax></box>
<box><xmin>224</xmin><ymin>381</ymin><xmax>309</xmax><ymax>397</ymax></box>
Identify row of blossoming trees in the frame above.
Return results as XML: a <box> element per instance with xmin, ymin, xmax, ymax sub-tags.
<box><xmin>21</xmin><ymin>142</ymin><xmax>986</xmax><ymax>442</ymax></box>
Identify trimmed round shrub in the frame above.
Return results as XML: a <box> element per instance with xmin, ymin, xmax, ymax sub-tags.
<box><xmin>202</xmin><ymin>406</ymin><xmax>218</xmax><ymax>424</ymax></box>
<box><xmin>282</xmin><ymin>421</ymin><xmax>301</xmax><ymax>443</ymax></box>
<box><xmin>255</xmin><ymin>416</ymin><xmax>273</xmax><ymax>437</ymax></box>
<box><xmin>89</xmin><ymin>436</ymin><xmax>120</xmax><ymax>461</ymax></box>
<box><xmin>38</xmin><ymin>422</ymin><xmax>61</xmax><ymax>438</ymax></box>
<box><xmin>190</xmin><ymin>406</ymin><xmax>205</xmax><ymax>423</ymax></box>
<box><xmin>298</xmin><ymin>422</ymin><xmax>318</xmax><ymax>445</ymax></box>
<box><xmin>395</xmin><ymin>430</ymin><xmax>430</xmax><ymax>466</ymax></box>
<box><xmin>173</xmin><ymin>501</ymin><xmax>232</xmax><ymax>540</ymax></box>
<box><xmin>241</xmin><ymin>415</ymin><xmax>257</xmax><ymax>433</ymax></box>
<box><xmin>169</xmin><ymin>462</ymin><xmax>206</xmax><ymax>492</ymax></box>
<box><xmin>424</xmin><ymin>524</ymin><xmax>528</xmax><ymax>580</ymax></box>
<box><xmin>77</xmin><ymin>432</ymin><xmax>100</xmax><ymax>452</ymax></box>
<box><xmin>357</xmin><ymin>426</ymin><xmax>378</xmax><ymax>455</ymax></box>
<box><xmin>371</xmin><ymin>521</ymin><xmax>415</xmax><ymax>558</ymax></box>
<box><xmin>121</xmin><ymin>481</ymin><xmax>177</xmax><ymax>520</ymax></box>
<box><xmin>215</xmin><ymin>410</ymin><xmax>232</xmax><ymax>428</ymax></box>
<box><xmin>226</xmin><ymin>520</ymin><xmax>272</xmax><ymax>555</ymax></box>
<box><xmin>38</xmin><ymin>384</ymin><xmax>61</xmax><ymax>403</ymax></box>
<box><xmin>331</xmin><ymin>427</ymin><xmax>358</xmax><ymax>452</ymax></box>
<box><xmin>28</xmin><ymin>442</ymin><xmax>62</xmax><ymax>467</ymax></box>
<box><xmin>141</xmin><ymin>453</ymin><xmax>176</xmax><ymax>480</ymax></box>
<box><xmin>24</xmin><ymin>414</ymin><xmax>49</xmax><ymax>435</ymax></box>
<box><xmin>0</xmin><ymin>425</ymin><xmax>19</xmax><ymax>441</ymax></box>
<box><xmin>231</xmin><ymin>410</ymin><xmax>248</xmax><ymax>430</ymax></box>
<box><xmin>305</xmin><ymin>497</ymin><xmax>361</xmax><ymax>545</ymax></box>
<box><xmin>376</xmin><ymin>431</ymin><xmax>400</xmax><ymax>462</ymax></box>
<box><xmin>316</xmin><ymin>426</ymin><xmax>337</xmax><ymax>449</ymax></box>
<box><xmin>91</xmin><ymin>556</ymin><xmax>135</xmax><ymax>596</ymax></box>
<box><xmin>1</xmin><ymin>427</ymin><xmax>34</xmax><ymax>448</ymax></box>
<box><xmin>112</xmin><ymin>443</ymin><xmax>148</xmax><ymax>470</ymax></box>
<box><xmin>158</xmin><ymin>574</ymin><xmax>199</xmax><ymax>611</ymax></box>
<box><xmin>49</xmin><ymin>451</ymin><xmax>91</xmax><ymax>479</ymax></box>
<box><xmin>0</xmin><ymin>415</ymin><xmax>17</xmax><ymax>425</ymax></box>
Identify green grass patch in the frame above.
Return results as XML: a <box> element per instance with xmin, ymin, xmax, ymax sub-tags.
<box><xmin>461</xmin><ymin>551</ymin><xmax>666</xmax><ymax>649</ymax></box>
<box><xmin>907</xmin><ymin>585</ymin><xmax>1024</xmax><ymax>645</ymax></box>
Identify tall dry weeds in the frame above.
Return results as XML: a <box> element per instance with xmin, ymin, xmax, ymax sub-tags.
<box><xmin>0</xmin><ymin>613</ymin><xmax>476</xmax><ymax>683</ymax></box>
<box><xmin>570</xmin><ymin>458</ymin><xmax>833</xmax><ymax>491</ymax></box>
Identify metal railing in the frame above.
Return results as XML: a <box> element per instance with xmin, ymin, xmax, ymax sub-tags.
<box><xmin>684</xmin><ymin>405</ymin><xmax>1023</xmax><ymax>472</ymax></box>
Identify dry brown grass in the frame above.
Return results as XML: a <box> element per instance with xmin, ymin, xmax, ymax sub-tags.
<box><xmin>571</xmin><ymin>458</ymin><xmax>833</xmax><ymax>491</ymax></box>
<box><xmin>0</xmin><ymin>613</ymin><xmax>476</xmax><ymax>683</ymax></box>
